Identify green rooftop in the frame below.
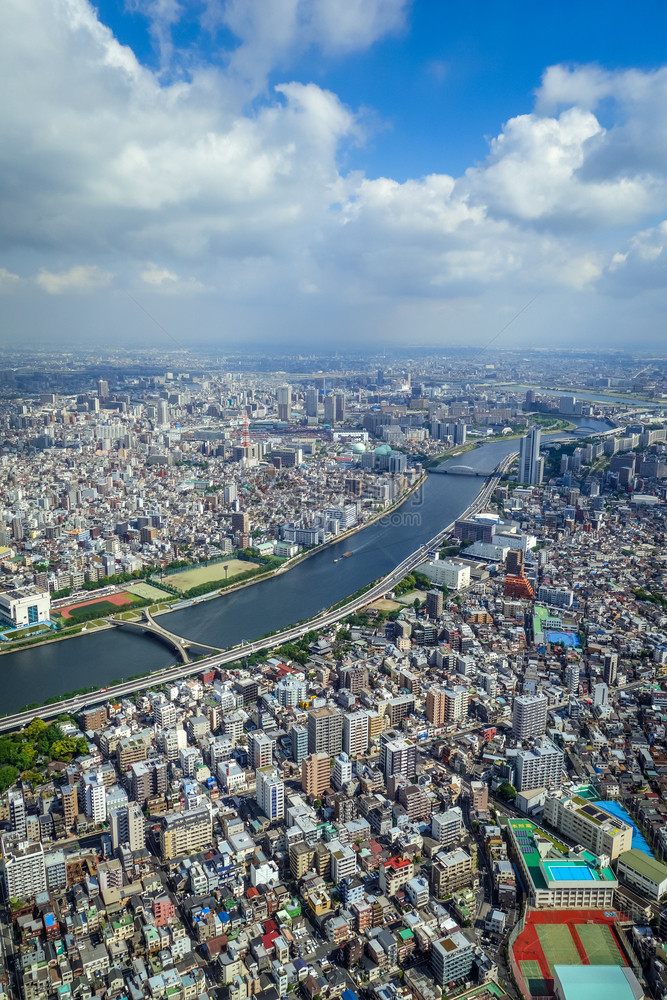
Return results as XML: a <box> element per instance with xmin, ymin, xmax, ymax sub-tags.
<box><xmin>619</xmin><ymin>847</ymin><xmax>667</xmax><ymax>886</ymax></box>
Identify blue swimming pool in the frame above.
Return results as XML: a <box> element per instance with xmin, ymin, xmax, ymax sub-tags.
<box><xmin>593</xmin><ymin>800</ymin><xmax>653</xmax><ymax>857</ymax></box>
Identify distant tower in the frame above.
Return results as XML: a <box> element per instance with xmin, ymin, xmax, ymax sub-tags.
<box><xmin>241</xmin><ymin>411</ymin><xmax>250</xmax><ymax>450</ymax></box>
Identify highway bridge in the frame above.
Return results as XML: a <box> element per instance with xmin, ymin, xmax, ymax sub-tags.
<box><xmin>108</xmin><ymin>608</ymin><xmax>223</xmax><ymax>663</ymax></box>
<box><xmin>0</xmin><ymin>452</ymin><xmax>516</xmax><ymax>734</ymax></box>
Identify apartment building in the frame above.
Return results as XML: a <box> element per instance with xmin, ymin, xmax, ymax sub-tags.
<box><xmin>159</xmin><ymin>806</ymin><xmax>213</xmax><ymax>861</ymax></box>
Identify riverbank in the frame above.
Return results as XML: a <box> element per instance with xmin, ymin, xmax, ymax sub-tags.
<box><xmin>0</xmin><ymin>471</ymin><xmax>428</xmax><ymax>655</ymax></box>
<box><xmin>0</xmin><ymin>438</ymin><xmax>520</xmax><ymax>714</ymax></box>
<box><xmin>0</xmin><ymin>454</ymin><xmax>511</xmax><ymax>727</ymax></box>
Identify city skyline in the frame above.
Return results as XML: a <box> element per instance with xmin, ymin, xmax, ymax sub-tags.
<box><xmin>1</xmin><ymin>1</ymin><xmax>667</xmax><ymax>349</ymax></box>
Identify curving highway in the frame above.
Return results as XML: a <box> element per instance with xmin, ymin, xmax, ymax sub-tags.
<box><xmin>0</xmin><ymin>454</ymin><xmax>515</xmax><ymax>734</ymax></box>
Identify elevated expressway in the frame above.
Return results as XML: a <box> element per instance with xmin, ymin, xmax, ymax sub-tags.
<box><xmin>0</xmin><ymin>453</ymin><xmax>516</xmax><ymax>734</ymax></box>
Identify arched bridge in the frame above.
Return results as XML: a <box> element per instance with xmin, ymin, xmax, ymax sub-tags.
<box><xmin>108</xmin><ymin>608</ymin><xmax>223</xmax><ymax>663</ymax></box>
<box><xmin>431</xmin><ymin>464</ymin><xmax>491</xmax><ymax>477</ymax></box>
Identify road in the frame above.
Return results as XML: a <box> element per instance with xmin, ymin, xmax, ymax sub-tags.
<box><xmin>0</xmin><ymin>454</ymin><xmax>515</xmax><ymax>734</ymax></box>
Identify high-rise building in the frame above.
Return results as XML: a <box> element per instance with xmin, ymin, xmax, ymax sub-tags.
<box><xmin>277</xmin><ymin>384</ymin><xmax>291</xmax><ymax>422</ymax></box>
<box><xmin>431</xmin><ymin>928</ymin><xmax>474</xmax><ymax>986</ymax></box>
<box><xmin>62</xmin><ymin>784</ymin><xmax>78</xmax><ymax>829</ymax></box>
<box><xmin>157</xmin><ymin>399</ymin><xmax>170</xmax><ymax>426</ymax></box>
<box><xmin>564</xmin><ymin>663</ymin><xmax>579</xmax><ymax>694</ymax></box>
<box><xmin>431</xmin><ymin>807</ymin><xmax>463</xmax><ymax>847</ymax></box>
<box><xmin>130</xmin><ymin>758</ymin><xmax>168</xmax><ymax>807</ymax></box>
<box><xmin>305</xmin><ymin>387</ymin><xmax>319</xmax><ymax>418</ymax></box>
<box><xmin>426</xmin><ymin>589</ymin><xmax>443</xmax><ymax>620</ymax></box>
<box><xmin>512</xmin><ymin>693</ymin><xmax>548</xmax><ymax>740</ymax></box>
<box><xmin>97</xmin><ymin>379</ymin><xmax>109</xmax><ymax>399</ymax></box>
<box><xmin>593</xmin><ymin>682</ymin><xmax>608</xmax><ymax>708</ymax></box>
<box><xmin>332</xmin><ymin>752</ymin><xmax>352</xmax><ymax>791</ymax></box>
<box><xmin>444</xmin><ymin>686</ymin><xmax>468</xmax><ymax>724</ymax></box>
<box><xmin>322</xmin><ymin>391</ymin><xmax>345</xmax><ymax>425</ymax></box>
<box><xmin>518</xmin><ymin>426</ymin><xmax>543</xmax><ymax>485</ymax></box>
<box><xmin>83</xmin><ymin>772</ymin><xmax>107</xmax><ymax>824</ymax></box>
<box><xmin>110</xmin><ymin>801</ymin><xmax>145</xmax><ymax>851</ymax></box>
<box><xmin>426</xmin><ymin>688</ymin><xmax>446</xmax><ymax>726</ymax></box>
<box><xmin>1</xmin><ymin>834</ymin><xmax>47</xmax><ymax>901</ymax></box>
<box><xmin>153</xmin><ymin>700</ymin><xmax>177</xmax><ymax>729</ymax></box>
<box><xmin>159</xmin><ymin>806</ymin><xmax>212</xmax><ymax>861</ymax></box>
<box><xmin>307</xmin><ymin>707</ymin><xmax>343</xmax><ymax>756</ymax></box>
<box><xmin>231</xmin><ymin>511</ymin><xmax>249</xmax><ymax>535</ymax></box>
<box><xmin>514</xmin><ymin>738</ymin><xmax>564</xmax><ymax>792</ymax></box>
<box><xmin>248</xmin><ymin>731</ymin><xmax>275</xmax><ymax>769</ymax></box>
<box><xmin>8</xmin><ymin>789</ymin><xmax>27</xmax><ymax>840</ymax></box>
<box><xmin>343</xmin><ymin>712</ymin><xmax>369</xmax><ymax>757</ymax></box>
<box><xmin>603</xmin><ymin>651</ymin><xmax>618</xmax><ymax>687</ymax></box>
<box><xmin>256</xmin><ymin>767</ymin><xmax>285</xmax><ymax>821</ymax></box>
<box><xmin>381</xmin><ymin>736</ymin><xmax>417</xmax><ymax>781</ymax></box>
<box><xmin>291</xmin><ymin>724</ymin><xmax>308</xmax><ymax>766</ymax></box>
<box><xmin>301</xmin><ymin>753</ymin><xmax>331</xmax><ymax>798</ymax></box>
<box><xmin>275</xmin><ymin>676</ymin><xmax>307</xmax><ymax>707</ymax></box>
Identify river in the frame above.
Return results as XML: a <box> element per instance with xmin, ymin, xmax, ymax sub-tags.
<box><xmin>0</xmin><ymin>438</ymin><xmax>517</xmax><ymax>714</ymax></box>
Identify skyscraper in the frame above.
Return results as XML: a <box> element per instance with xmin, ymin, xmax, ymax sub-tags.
<box><xmin>305</xmin><ymin>387</ymin><xmax>319</xmax><ymax>418</ymax></box>
<box><xmin>518</xmin><ymin>426</ymin><xmax>543</xmax><ymax>485</ymax></box>
<box><xmin>277</xmin><ymin>384</ymin><xmax>291</xmax><ymax>422</ymax></box>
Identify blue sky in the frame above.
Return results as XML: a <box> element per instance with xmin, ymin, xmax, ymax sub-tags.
<box><xmin>94</xmin><ymin>0</ymin><xmax>667</xmax><ymax>180</ymax></box>
<box><xmin>2</xmin><ymin>0</ymin><xmax>667</xmax><ymax>351</ymax></box>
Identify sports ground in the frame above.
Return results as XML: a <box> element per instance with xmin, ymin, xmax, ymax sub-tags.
<box><xmin>512</xmin><ymin>909</ymin><xmax>627</xmax><ymax>998</ymax></box>
<box><xmin>57</xmin><ymin>592</ymin><xmax>137</xmax><ymax>619</ymax></box>
<box><xmin>165</xmin><ymin>559</ymin><xmax>259</xmax><ymax>593</ymax></box>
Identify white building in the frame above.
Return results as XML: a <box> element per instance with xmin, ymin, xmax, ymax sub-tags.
<box><xmin>0</xmin><ymin>587</ymin><xmax>50</xmax><ymax>628</ymax></box>
<box><xmin>1</xmin><ymin>835</ymin><xmax>47</xmax><ymax>901</ymax></box>
<box><xmin>255</xmin><ymin>767</ymin><xmax>284</xmax><ymax>821</ymax></box>
<box><xmin>83</xmin><ymin>772</ymin><xmax>107</xmax><ymax>824</ymax></box>
<box><xmin>332</xmin><ymin>752</ymin><xmax>353</xmax><ymax>791</ymax></box>
<box><xmin>110</xmin><ymin>801</ymin><xmax>145</xmax><ymax>852</ymax></box>
<box><xmin>419</xmin><ymin>559</ymin><xmax>471</xmax><ymax>591</ymax></box>
<box><xmin>515</xmin><ymin>739</ymin><xmax>564</xmax><ymax>792</ymax></box>
<box><xmin>328</xmin><ymin>840</ymin><xmax>357</xmax><ymax>882</ymax></box>
<box><xmin>512</xmin><ymin>694</ymin><xmax>548</xmax><ymax>740</ymax></box>
<box><xmin>431</xmin><ymin>807</ymin><xmax>463</xmax><ymax>847</ymax></box>
<box><xmin>343</xmin><ymin>712</ymin><xmax>369</xmax><ymax>757</ymax></box>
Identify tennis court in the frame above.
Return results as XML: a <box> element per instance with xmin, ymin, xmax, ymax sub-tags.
<box><xmin>575</xmin><ymin>923</ymin><xmax>625</xmax><ymax>966</ymax></box>
<box><xmin>536</xmin><ymin>924</ymin><xmax>583</xmax><ymax>971</ymax></box>
<box><xmin>520</xmin><ymin>960</ymin><xmax>549</xmax><ymax>996</ymax></box>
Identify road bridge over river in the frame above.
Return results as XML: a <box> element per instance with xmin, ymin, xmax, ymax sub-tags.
<box><xmin>430</xmin><ymin>464</ymin><xmax>491</xmax><ymax>477</ymax></box>
<box><xmin>108</xmin><ymin>608</ymin><xmax>223</xmax><ymax>663</ymax></box>
<box><xmin>0</xmin><ymin>453</ymin><xmax>516</xmax><ymax>734</ymax></box>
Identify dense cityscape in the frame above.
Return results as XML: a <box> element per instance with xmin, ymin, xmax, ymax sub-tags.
<box><xmin>0</xmin><ymin>349</ymin><xmax>665</xmax><ymax>1000</ymax></box>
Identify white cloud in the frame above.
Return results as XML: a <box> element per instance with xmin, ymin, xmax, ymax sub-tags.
<box><xmin>0</xmin><ymin>267</ymin><xmax>21</xmax><ymax>292</ymax></box>
<box><xmin>140</xmin><ymin>264</ymin><xmax>206</xmax><ymax>293</ymax></box>
<box><xmin>1</xmin><ymin>0</ymin><xmax>667</xmax><ymax>347</ymax></box>
<box><xmin>36</xmin><ymin>265</ymin><xmax>112</xmax><ymax>295</ymax></box>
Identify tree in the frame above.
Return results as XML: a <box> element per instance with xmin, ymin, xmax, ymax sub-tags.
<box><xmin>496</xmin><ymin>781</ymin><xmax>516</xmax><ymax>801</ymax></box>
<box><xmin>0</xmin><ymin>765</ymin><xmax>19</xmax><ymax>792</ymax></box>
